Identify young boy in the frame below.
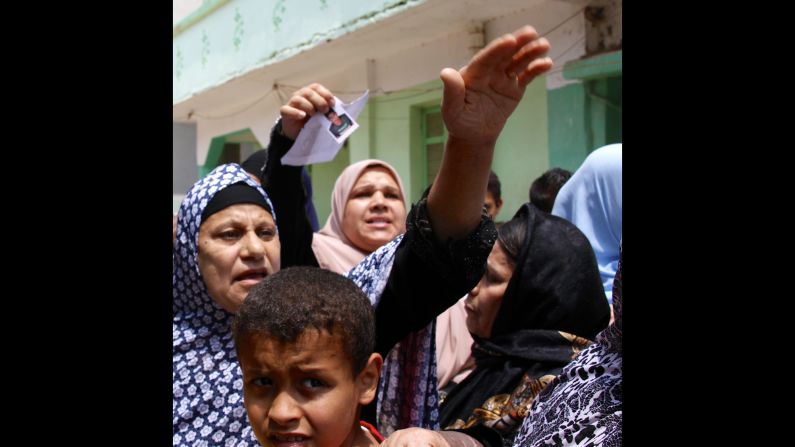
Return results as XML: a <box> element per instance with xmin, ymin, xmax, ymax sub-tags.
<box><xmin>233</xmin><ymin>266</ymin><xmax>384</xmax><ymax>447</ymax></box>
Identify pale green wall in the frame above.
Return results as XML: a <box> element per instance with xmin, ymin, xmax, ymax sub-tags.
<box><xmin>309</xmin><ymin>143</ymin><xmax>351</xmax><ymax>227</ymax></box>
<box><xmin>548</xmin><ymin>50</ymin><xmax>622</xmax><ymax>172</ymax></box>
<box><xmin>199</xmin><ymin>128</ymin><xmax>260</xmax><ymax>177</ymax></box>
<box><xmin>547</xmin><ymin>83</ymin><xmax>591</xmax><ymax>171</ymax></box>
<box><xmin>547</xmin><ymin>80</ymin><xmax>623</xmax><ymax>173</ymax></box>
<box><xmin>174</xmin><ymin>0</ymin><xmax>424</xmax><ymax>104</ymax></box>
<box><xmin>308</xmin><ymin>77</ymin><xmax>550</xmax><ymax>225</ymax></box>
<box><xmin>587</xmin><ymin>76</ymin><xmax>622</xmax><ymax>149</ymax></box>
<box><xmin>491</xmin><ymin>77</ymin><xmax>549</xmax><ymax>223</ymax></box>
<box><xmin>366</xmin><ymin>80</ymin><xmax>444</xmax><ymax>204</ymax></box>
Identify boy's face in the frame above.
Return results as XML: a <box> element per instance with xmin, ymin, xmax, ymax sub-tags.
<box><xmin>238</xmin><ymin>329</ymin><xmax>381</xmax><ymax>447</ymax></box>
<box><xmin>484</xmin><ymin>191</ymin><xmax>503</xmax><ymax>221</ymax></box>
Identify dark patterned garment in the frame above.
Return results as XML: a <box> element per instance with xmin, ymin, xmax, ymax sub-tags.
<box><xmin>173</xmin><ymin>164</ymin><xmax>275</xmax><ymax>447</ymax></box>
<box><xmin>348</xmin><ymin>195</ymin><xmax>497</xmax><ymax>435</ymax></box>
<box><xmin>448</xmin><ymin>333</ymin><xmax>591</xmax><ymax>433</ymax></box>
<box><xmin>513</xmin><ymin>246</ymin><xmax>622</xmax><ymax>447</ymax></box>
<box><xmin>442</xmin><ymin>203</ymin><xmax>610</xmax><ymax>445</ymax></box>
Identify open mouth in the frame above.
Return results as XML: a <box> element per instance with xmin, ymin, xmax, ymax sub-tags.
<box><xmin>268</xmin><ymin>434</ymin><xmax>309</xmax><ymax>445</ymax></box>
<box><xmin>365</xmin><ymin>217</ymin><xmax>392</xmax><ymax>226</ymax></box>
<box><xmin>234</xmin><ymin>269</ymin><xmax>268</xmax><ymax>283</ymax></box>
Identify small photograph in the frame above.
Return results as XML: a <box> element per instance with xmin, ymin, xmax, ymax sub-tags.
<box><xmin>323</xmin><ymin>104</ymin><xmax>359</xmax><ymax>142</ymax></box>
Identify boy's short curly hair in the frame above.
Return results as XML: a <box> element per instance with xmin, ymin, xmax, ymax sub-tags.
<box><xmin>233</xmin><ymin>266</ymin><xmax>375</xmax><ymax>374</ymax></box>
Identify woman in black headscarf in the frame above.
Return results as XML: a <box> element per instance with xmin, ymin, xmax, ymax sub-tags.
<box><xmin>438</xmin><ymin>202</ymin><xmax>610</xmax><ymax>442</ymax></box>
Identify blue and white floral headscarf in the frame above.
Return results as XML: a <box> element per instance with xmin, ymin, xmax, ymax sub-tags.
<box><xmin>348</xmin><ymin>236</ymin><xmax>440</xmax><ymax>436</ymax></box>
<box><xmin>173</xmin><ymin>163</ymin><xmax>274</xmax><ymax>447</ymax></box>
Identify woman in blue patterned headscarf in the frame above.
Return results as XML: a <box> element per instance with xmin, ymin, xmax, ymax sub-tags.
<box><xmin>173</xmin><ymin>161</ymin><xmax>494</xmax><ymax>446</ymax></box>
<box><xmin>173</xmin><ymin>163</ymin><xmax>278</xmax><ymax>446</ymax></box>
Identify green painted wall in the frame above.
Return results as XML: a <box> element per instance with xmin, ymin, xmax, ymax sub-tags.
<box><xmin>587</xmin><ymin>76</ymin><xmax>622</xmax><ymax>149</ymax></box>
<box><xmin>491</xmin><ymin>77</ymin><xmax>549</xmax><ymax>222</ymax></box>
<box><xmin>307</xmin><ymin>77</ymin><xmax>550</xmax><ymax>225</ymax></box>
<box><xmin>309</xmin><ymin>143</ymin><xmax>351</xmax><ymax>227</ymax></box>
<box><xmin>547</xmin><ymin>79</ymin><xmax>622</xmax><ymax>173</ymax></box>
<box><xmin>548</xmin><ymin>50</ymin><xmax>622</xmax><ymax>172</ymax></box>
<box><xmin>199</xmin><ymin>128</ymin><xmax>260</xmax><ymax>177</ymax></box>
<box><xmin>369</xmin><ymin>81</ymin><xmax>444</xmax><ymax>204</ymax></box>
<box><xmin>547</xmin><ymin>83</ymin><xmax>591</xmax><ymax>171</ymax></box>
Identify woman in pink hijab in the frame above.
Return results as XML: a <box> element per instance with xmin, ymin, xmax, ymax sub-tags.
<box><xmin>262</xmin><ymin>99</ymin><xmax>408</xmax><ymax>274</ymax></box>
<box><xmin>311</xmin><ymin>159</ymin><xmax>407</xmax><ymax>273</ymax></box>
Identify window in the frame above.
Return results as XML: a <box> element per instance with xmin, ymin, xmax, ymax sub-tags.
<box><xmin>586</xmin><ymin>75</ymin><xmax>622</xmax><ymax>150</ymax></box>
<box><xmin>421</xmin><ymin>106</ymin><xmax>447</xmax><ymax>187</ymax></box>
<box><xmin>218</xmin><ymin>143</ymin><xmax>241</xmax><ymax>165</ymax></box>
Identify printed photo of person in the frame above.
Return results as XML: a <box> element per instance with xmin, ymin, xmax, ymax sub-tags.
<box><xmin>326</xmin><ymin>109</ymin><xmax>353</xmax><ymax>138</ymax></box>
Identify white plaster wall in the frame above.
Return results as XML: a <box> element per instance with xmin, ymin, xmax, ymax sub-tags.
<box><xmin>585</xmin><ymin>0</ymin><xmax>622</xmax><ymax>53</ymax></box>
<box><xmin>173</xmin><ymin>122</ymin><xmax>198</xmax><ymax>213</ymax></box>
<box><xmin>485</xmin><ymin>0</ymin><xmax>589</xmax><ymax>90</ymax></box>
<box><xmin>194</xmin><ymin>96</ymin><xmax>283</xmax><ymax>166</ymax></box>
<box><xmin>190</xmin><ymin>23</ymin><xmax>477</xmax><ymax>164</ymax></box>
<box><xmin>173</xmin><ymin>0</ymin><xmax>202</xmax><ymax>25</ymax></box>
<box><xmin>372</xmin><ymin>27</ymin><xmax>479</xmax><ymax>94</ymax></box>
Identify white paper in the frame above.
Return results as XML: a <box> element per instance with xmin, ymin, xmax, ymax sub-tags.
<box><xmin>281</xmin><ymin>91</ymin><xmax>369</xmax><ymax>166</ymax></box>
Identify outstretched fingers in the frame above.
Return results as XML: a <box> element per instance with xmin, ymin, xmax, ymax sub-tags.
<box><xmin>463</xmin><ymin>32</ymin><xmax>522</xmax><ymax>81</ymax></box>
<box><xmin>504</xmin><ymin>37</ymin><xmax>550</xmax><ymax>77</ymax></box>
<box><xmin>517</xmin><ymin>56</ymin><xmax>553</xmax><ymax>87</ymax></box>
<box><xmin>510</xmin><ymin>25</ymin><xmax>541</xmax><ymax>54</ymax></box>
<box><xmin>491</xmin><ymin>25</ymin><xmax>541</xmax><ymax>74</ymax></box>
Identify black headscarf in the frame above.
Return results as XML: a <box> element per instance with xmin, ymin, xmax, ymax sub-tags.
<box><xmin>439</xmin><ymin>203</ymin><xmax>609</xmax><ymax>430</ymax></box>
<box><xmin>513</xmin><ymin>244</ymin><xmax>623</xmax><ymax>446</ymax></box>
<box><xmin>241</xmin><ymin>149</ymin><xmax>269</xmax><ymax>181</ymax></box>
<box><xmin>200</xmin><ymin>182</ymin><xmax>272</xmax><ymax>222</ymax></box>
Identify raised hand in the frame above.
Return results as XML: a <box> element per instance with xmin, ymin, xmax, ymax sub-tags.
<box><xmin>426</xmin><ymin>25</ymin><xmax>552</xmax><ymax>242</ymax></box>
<box><xmin>279</xmin><ymin>83</ymin><xmax>336</xmax><ymax>140</ymax></box>
<box><xmin>440</xmin><ymin>25</ymin><xmax>552</xmax><ymax>146</ymax></box>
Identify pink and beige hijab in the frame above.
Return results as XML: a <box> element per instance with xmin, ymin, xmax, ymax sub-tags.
<box><xmin>312</xmin><ymin>159</ymin><xmax>407</xmax><ymax>273</ymax></box>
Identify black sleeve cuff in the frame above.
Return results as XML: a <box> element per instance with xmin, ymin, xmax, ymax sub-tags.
<box><xmin>268</xmin><ymin>119</ymin><xmax>296</xmax><ymax>157</ymax></box>
<box><xmin>373</xmin><ymin>190</ymin><xmax>497</xmax><ymax>355</ymax></box>
<box><xmin>405</xmin><ymin>191</ymin><xmax>498</xmax><ymax>296</ymax></box>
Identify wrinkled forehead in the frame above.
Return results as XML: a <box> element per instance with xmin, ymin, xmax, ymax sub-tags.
<box><xmin>354</xmin><ymin>165</ymin><xmax>401</xmax><ymax>189</ymax></box>
<box><xmin>199</xmin><ymin>203</ymin><xmax>275</xmax><ymax>231</ymax></box>
<box><xmin>339</xmin><ymin>160</ymin><xmax>403</xmax><ymax>190</ymax></box>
